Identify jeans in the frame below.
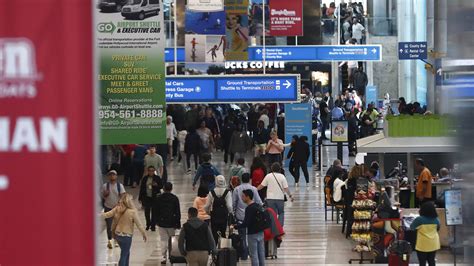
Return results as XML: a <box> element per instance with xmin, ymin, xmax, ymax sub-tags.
<box><xmin>248</xmin><ymin>232</ymin><xmax>265</xmax><ymax>266</ymax></box>
<box><xmin>122</xmin><ymin>156</ymin><xmax>133</xmax><ymax>186</ymax></box>
<box><xmin>132</xmin><ymin>160</ymin><xmax>144</xmax><ymax>185</ymax></box>
<box><xmin>158</xmin><ymin>227</ymin><xmax>176</xmax><ymax>259</ymax></box>
<box><xmin>417</xmin><ymin>250</ymin><xmax>436</xmax><ymax>266</ymax></box>
<box><xmin>266</xmin><ymin>199</ymin><xmax>285</xmax><ymax>226</ymax></box>
<box><xmin>294</xmin><ymin>161</ymin><xmax>309</xmax><ymax>183</ymax></box>
<box><xmin>238</xmin><ymin>227</ymin><xmax>249</xmax><ymax>260</ymax></box>
<box><xmin>266</xmin><ymin>153</ymin><xmax>281</xmax><ymax>168</ymax></box>
<box><xmin>104</xmin><ymin>207</ymin><xmax>113</xmax><ymax>240</ymax></box>
<box><xmin>116</xmin><ymin>235</ymin><xmax>133</xmax><ymax>266</ymax></box>
<box><xmin>223</xmin><ymin>144</ymin><xmax>234</xmax><ymax>164</ymax></box>
<box><xmin>185</xmin><ymin>250</ymin><xmax>209</xmax><ymax>266</ymax></box>
<box><xmin>186</xmin><ymin>152</ymin><xmax>199</xmax><ymax>170</ymax></box>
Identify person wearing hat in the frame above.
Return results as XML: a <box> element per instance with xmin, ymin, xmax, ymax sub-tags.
<box><xmin>102</xmin><ymin>170</ymin><xmax>126</xmax><ymax>249</ymax></box>
<box><xmin>166</xmin><ymin>115</ymin><xmax>178</xmax><ymax>161</ymax></box>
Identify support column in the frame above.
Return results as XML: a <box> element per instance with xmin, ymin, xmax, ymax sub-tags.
<box><xmin>434</xmin><ymin>0</ymin><xmax>447</xmax><ymax>114</ymax></box>
<box><xmin>426</xmin><ymin>0</ymin><xmax>435</xmax><ymax>112</ymax></box>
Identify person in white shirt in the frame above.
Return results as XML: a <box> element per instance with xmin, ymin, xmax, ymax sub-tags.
<box><xmin>166</xmin><ymin>116</ymin><xmax>178</xmax><ymax>161</ymax></box>
<box><xmin>259</xmin><ymin>109</ymin><xmax>270</xmax><ymax>129</ymax></box>
<box><xmin>258</xmin><ymin>163</ymin><xmax>294</xmax><ymax>226</ymax></box>
<box><xmin>177</xmin><ymin>130</ymin><xmax>188</xmax><ymax>168</ymax></box>
<box><xmin>351</xmin><ymin>17</ymin><xmax>365</xmax><ymax>44</ymax></box>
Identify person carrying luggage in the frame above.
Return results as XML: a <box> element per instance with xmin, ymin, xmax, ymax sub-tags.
<box><xmin>204</xmin><ymin>175</ymin><xmax>233</xmax><ymax>243</ymax></box>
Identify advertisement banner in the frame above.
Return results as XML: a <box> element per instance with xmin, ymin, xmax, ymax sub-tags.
<box><xmin>225</xmin><ymin>0</ymin><xmax>249</xmax><ymax>60</ymax></box>
<box><xmin>269</xmin><ymin>0</ymin><xmax>303</xmax><ymax>36</ymax></box>
<box><xmin>96</xmin><ymin>0</ymin><xmax>166</xmax><ymax>145</ymax></box>
<box><xmin>0</xmin><ymin>0</ymin><xmax>95</xmax><ymax>264</ymax></box>
<box><xmin>188</xmin><ymin>0</ymin><xmax>224</xmax><ymax>12</ymax></box>
<box><xmin>249</xmin><ymin>0</ymin><xmax>270</xmax><ymax>36</ymax></box>
<box><xmin>331</xmin><ymin>120</ymin><xmax>349</xmax><ymax>142</ymax></box>
<box><xmin>185</xmin><ymin>10</ymin><xmax>226</xmax><ymax>35</ymax></box>
<box><xmin>284</xmin><ymin>103</ymin><xmax>313</xmax><ymax>167</ymax></box>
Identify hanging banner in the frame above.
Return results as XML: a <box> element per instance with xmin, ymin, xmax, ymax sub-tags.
<box><xmin>225</xmin><ymin>0</ymin><xmax>249</xmax><ymax>61</ymax></box>
<box><xmin>284</xmin><ymin>103</ymin><xmax>313</xmax><ymax>167</ymax></box>
<box><xmin>269</xmin><ymin>0</ymin><xmax>303</xmax><ymax>36</ymax></box>
<box><xmin>0</xmin><ymin>0</ymin><xmax>95</xmax><ymax>264</ymax></box>
<box><xmin>185</xmin><ymin>10</ymin><xmax>226</xmax><ymax>35</ymax></box>
<box><xmin>96</xmin><ymin>0</ymin><xmax>166</xmax><ymax>145</ymax></box>
<box><xmin>188</xmin><ymin>0</ymin><xmax>224</xmax><ymax>12</ymax></box>
<box><xmin>249</xmin><ymin>0</ymin><xmax>270</xmax><ymax>36</ymax></box>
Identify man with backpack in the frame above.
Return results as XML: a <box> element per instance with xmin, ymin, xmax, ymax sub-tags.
<box><xmin>204</xmin><ymin>175</ymin><xmax>233</xmax><ymax>243</ymax></box>
<box><xmin>229</xmin><ymin>158</ymin><xmax>247</xmax><ymax>188</ymax></box>
<box><xmin>155</xmin><ymin>182</ymin><xmax>181</xmax><ymax>265</ymax></box>
<box><xmin>192</xmin><ymin>153</ymin><xmax>221</xmax><ymax>191</ymax></box>
<box><xmin>232</xmin><ymin>189</ymin><xmax>269</xmax><ymax>266</ymax></box>
<box><xmin>101</xmin><ymin>170</ymin><xmax>126</xmax><ymax>249</ymax></box>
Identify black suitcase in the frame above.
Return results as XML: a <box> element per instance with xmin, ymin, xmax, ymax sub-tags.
<box><xmin>168</xmin><ymin>236</ymin><xmax>187</xmax><ymax>265</ymax></box>
<box><xmin>214</xmin><ymin>248</ymin><xmax>237</xmax><ymax>266</ymax></box>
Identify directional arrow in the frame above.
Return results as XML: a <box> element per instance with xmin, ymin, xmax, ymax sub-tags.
<box><xmin>372</xmin><ymin>48</ymin><xmax>377</xmax><ymax>54</ymax></box>
<box><xmin>256</xmin><ymin>49</ymin><xmax>262</xmax><ymax>54</ymax></box>
<box><xmin>399</xmin><ymin>49</ymin><xmax>404</xmax><ymax>53</ymax></box>
<box><xmin>283</xmin><ymin>80</ymin><xmax>291</xmax><ymax>89</ymax></box>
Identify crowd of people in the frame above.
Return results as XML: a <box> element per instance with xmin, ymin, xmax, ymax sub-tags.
<box><xmin>322</xmin><ymin>2</ymin><xmax>366</xmax><ymax>44</ymax></box>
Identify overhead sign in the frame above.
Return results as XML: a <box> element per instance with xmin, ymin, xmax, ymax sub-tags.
<box><xmin>0</xmin><ymin>0</ymin><xmax>95</xmax><ymax>264</ymax></box>
<box><xmin>166</xmin><ymin>74</ymin><xmax>300</xmax><ymax>103</ymax></box>
<box><xmin>165</xmin><ymin>47</ymin><xmax>185</xmax><ymax>63</ymax></box>
<box><xmin>248</xmin><ymin>45</ymin><xmax>382</xmax><ymax>61</ymax></box>
<box><xmin>270</xmin><ymin>0</ymin><xmax>303</xmax><ymax>36</ymax></box>
<box><xmin>187</xmin><ymin>0</ymin><xmax>224</xmax><ymax>12</ymax></box>
<box><xmin>398</xmin><ymin>41</ymin><xmax>427</xmax><ymax>60</ymax></box>
<box><xmin>224</xmin><ymin>61</ymin><xmax>285</xmax><ymax>69</ymax></box>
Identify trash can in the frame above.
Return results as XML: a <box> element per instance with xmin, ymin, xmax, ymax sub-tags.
<box><xmin>388</xmin><ymin>240</ymin><xmax>412</xmax><ymax>266</ymax></box>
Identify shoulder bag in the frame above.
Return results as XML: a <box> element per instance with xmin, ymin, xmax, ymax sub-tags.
<box><xmin>272</xmin><ymin>173</ymin><xmax>288</xmax><ymax>202</ymax></box>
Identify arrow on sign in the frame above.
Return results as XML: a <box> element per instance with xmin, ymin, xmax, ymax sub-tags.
<box><xmin>283</xmin><ymin>80</ymin><xmax>291</xmax><ymax>89</ymax></box>
<box><xmin>256</xmin><ymin>49</ymin><xmax>262</xmax><ymax>54</ymax></box>
<box><xmin>399</xmin><ymin>49</ymin><xmax>404</xmax><ymax>53</ymax></box>
<box><xmin>372</xmin><ymin>48</ymin><xmax>377</xmax><ymax>54</ymax></box>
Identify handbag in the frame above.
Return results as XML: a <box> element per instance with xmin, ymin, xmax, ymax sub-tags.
<box><xmin>272</xmin><ymin>173</ymin><xmax>288</xmax><ymax>202</ymax></box>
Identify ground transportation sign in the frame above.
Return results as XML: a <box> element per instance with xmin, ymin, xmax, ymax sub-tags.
<box><xmin>166</xmin><ymin>74</ymin><xmax>300</xmax><ymax>103</ymax></box>
<box><xmin>0</xmin><ymin>0</ymin><xmax>95</xmax><ymax>264</ymax></box>
<box><xmin>248</xmin><ymin>45</ymin><xmax>382</xmax><ymax>61</ymax></box>
<box><xmin>398</xmin><ymin>41</ymin><xmax>427</xmax><ymax>60</ymax></box>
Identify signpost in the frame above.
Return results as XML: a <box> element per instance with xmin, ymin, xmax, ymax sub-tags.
<box><xmin>284</xmin><ymin>103</ymin><xmax>313</xmax><ymax>167</ymax></box>
<box><xmin>248</xmin><ymin>45</ymin><xmax>382</xmax><ymax>61</ymax></box>
<box><xmin>398</xmin><ymin>41</ymin><xmax>428</xmax><ymax>60</ymax></box>
<box><xmin>166</xmin><ymin>74</ymin><xmax>300</xmax><ymax>103</ymax></box>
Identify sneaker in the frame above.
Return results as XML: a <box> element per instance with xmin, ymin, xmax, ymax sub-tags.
<box><xmin>161</xmin><ymin>259</ymin><xmax>167</xmax><ymax>264</ymax></box>
<box><xmin>186</xmin><ymin>169</ymin><xmax>191</xmax><ymax>174</ymax></box>
<box><xmin>107</xmin><ymin>240</ymin><xmax>113</xmax><ymax>249</ymax></box>
<box><xmin>306</xmin><ymin>186</ymin><xmax>310</xmax><ymax>191</ymax></box>
<box><xmin>115</xmin><ymin>240</ymin><xmax>119</xmax><ymax>247</ymax></box>
<box><xmin>295</xmin><ymin>183</ymin><xmax>299</xmax><ymax>187</ymax></box>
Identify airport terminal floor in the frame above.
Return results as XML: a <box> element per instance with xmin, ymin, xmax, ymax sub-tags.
<box><xmin>98</xmin><ymin>147</ymin><xmax>455</xmax><ymax>266</ymax></box>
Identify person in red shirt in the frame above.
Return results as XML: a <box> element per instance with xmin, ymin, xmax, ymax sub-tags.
<box><xmin>250</xmin><ymin>156</ymin><xmax>267</xmax><ymax>201</ymax></box>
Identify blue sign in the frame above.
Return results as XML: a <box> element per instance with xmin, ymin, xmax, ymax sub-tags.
<box><xmin>166</xmin><ymin>75</ymin><xmax>300</xmax><ymax>103</ymax></box>
<box><xmin>284</xmin><ymin>103</ymin><xmax>313</xmax><ymax>167</ymax></box>
<box><xmin>165</xmin><ymin>47</ymin><xmax>185</xmax><ymax>63</ymax></box>
<box><xmin>248</xmin><ymin>45</ymin><xmax>382</xmax><ymax>61</ymax></box>
<box><xmin>365</xmin><ymin>85</ymin><xmax>378</xmax><ymax>108</ymax></box>
<box><xmin>398</xmin><ymin>42</ymin><xmax>427</xmax><ymax>60</ymax></box>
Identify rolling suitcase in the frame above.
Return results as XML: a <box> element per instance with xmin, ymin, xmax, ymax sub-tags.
<box><xmin>168</xmin><ymin>235</ymin><xmax>187</xmax><ymax>265</ymax></box>
<box><xmin>214</xmin><ymin>248</ymin><xmax>237</xmax><ymax>266</ymax></box>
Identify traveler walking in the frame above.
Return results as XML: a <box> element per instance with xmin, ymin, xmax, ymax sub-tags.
<box><xmin>185</xmin><ymin>128</ymin><xmax>202</xmax><ymax>173</ymax></box>
<box><xmin>193</xmin><ymin>186</ymin><xmax>211</xmax><ymax>224</ymax></box>
<box><xmin>102</xmin><ymin>193</ymin><xmax>147</xmax><ymax>266</ymax></box>
<box><xmin>178</xmin><ymin>207</ymin><xmax>216</xmax><ymax>266</ymax></box>
<box><xmin>144</xmin><ymin>145</ymin><xmax>164</xmax><ymax>177</ymax></box>
<box><xmin>233</xmin><ymin>173</ymin><xmax>263</xmax><ymax>260</ymax></box>
<box><xmin>204</xmin><ymin>175</ymin><xmax>233</xmax><ymax>242</ymax></box>
<box><xmin>232</xmin><ymin>189</ymin><xmax>267</xmax><ymax>266</ymax></box>
<box><xmin>131</xmin><ymin>144</ymin><xmax>147</xmax><ymax>188</ymax></box>
<box><xmin>120</xmin><ymin>145</ymin><xmax>136</xmax><ymax>187</ymax></box>
<box><xmin>415</xmin><ymin>158</ymin><xmax>434</xmax><ymax>206</ymax></box>
<box><xmin>265</xmin><ymin>131</ymin><xmax>284</xmax><ymax>167</ymax></box>
<box><xmin>138</xmin><ymin>166</ymin><xmax>164</xmax><ymax>231</ymax></box>
<box><xmin>286</xmin><ymin>135</ymin><xmax>299</xmax><ymax>185</ymax></box>
<box><xmin>229</xmin><ymin>158</ymin><xmax>247</xmax><ymax>185</ymax></box>
<box><xmin>192</xmin><ymin>153</ymin><xmax>221</xmax><ymax>191</ymax></box>
<box><xmin>197</xmin><ymin>120</ymin><xmax>214</xmax><ymax>154</ymax></box>
<box><xmin>222</xmin><ymin>117</ymin><xmax>236</xmax><ymax>164</ymax></box>
<box><xmin>253</xmin><ymin>120</ymin><xmax>270</xmax><ymax>157</ymax></box>
<box><xmin>229</xmin><ymin>124</ymin><xmax>252</xmax><ymax>160</ymax></box>
<box><xmin>292</xmin><ymin>136</ymin><xmax>311</xmax><ymax>188</ymax></box>
<box><xmin>166</xmin><ymin>116</ymin><xmax>178</xmax><ymax>161</ymax></box>
<box><xmin>353</xmin><ymin>65</ymin><xmax>368</xmax><ymax>97</ymax></box>
<box><xmin>258</xmin><ymin>163</ymin><xmax>294</xmax><ymax>226</ymax></box>
<box><xmin>102</xmin><ymin>170</ymin><xmax>126</xmax><ymax>249</ymax></box>
<box><xmin>250</xmin><ymin>157</ymin><xmax>268</xmax><ymax>201</ymax></box>
<box><xmin>410</xmin><ymin>201</ymin><xmax>440</xmax><ymax>266</ymax></box>
<box><xmin>155</xmin><ymin>182</ymin><xmax>181</xmax><ymax>265</ymax></box>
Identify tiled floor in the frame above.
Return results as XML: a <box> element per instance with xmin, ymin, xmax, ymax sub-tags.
<box><xmin>98</xmin><ymin>145</ymin><xmax>459</xmax><ymax>265</ymax></box>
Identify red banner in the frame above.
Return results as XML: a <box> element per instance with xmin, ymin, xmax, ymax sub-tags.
<box><xmin>269</xmin><ymin>0</ymin><xmax>303</xmax><ymax>36</ymax></box>
<box><xmin>0</xmin><ymin>0</ymin><xmax>95</xmax><ymax>265</ymax></box>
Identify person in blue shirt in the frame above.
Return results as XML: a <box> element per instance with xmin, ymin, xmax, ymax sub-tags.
<box><xmin>410</xmin><ymin>201</ymin><xmax>440</xmax><ymax>266</ymax></box>
<box><xmin>192</xmin><ymin>153</ymin><xmax>221</xmax><ymax>191</ymax></box>
<box><xmin>233</xmin><ymin>173</ymin><xmax>262</xmax><ymax>261</ymax></box>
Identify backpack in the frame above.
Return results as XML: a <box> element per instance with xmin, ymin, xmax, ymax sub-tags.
<box><xmin>210</xmin><ymin>189</ymin><xmax>230</xmax><ymax>224</ymax></box>
<box><xmin>200</xmin><ymin>164</ymin><xmax>215</xmax><ymax>187</ymax></box>
<box><xmin>255</xmin><ymin>204</ymin><xmax>271</xmax><ymax>232</ymax></box>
